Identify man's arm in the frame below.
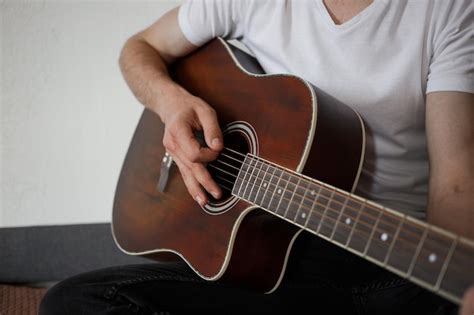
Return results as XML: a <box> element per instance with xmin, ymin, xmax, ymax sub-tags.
<box><xmin>425</xmin><ymin>91</ymin><xmax>473</xmax><ymax>240</ymax></box>
<box><xmin>426</xmin><ymin>92</ymin><xmax>474</xmax><ymax>240</ymax></box>
<box><xmin>119</xmin><ymin>7</ymin><xmax>224</xmax><ymax>206</ymax></box>
<box><xmin>426</xmin><ymin>91</ymin><xmax>474</xmax><ymax>314</ymax></box>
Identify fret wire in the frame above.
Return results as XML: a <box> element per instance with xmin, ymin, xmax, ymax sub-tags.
<box><xmin>226</xmin><ymin>157</ymin><xmax>471</xmax><ymax>281</ymax></box>
<box><xmin>234</xmin><ymin>168</ymin><xmax>471</xmax><ymax>281</ymax></box>
<box><xmin>383</xmin><ymin>215</ymin><xmax>405</xmax><ymax>266</ymax></box>
<box><xmin>246</xmin><ymin>159</ymin><xmax>262</xmax><ymax>201</ymax></box>
<box><xmin>363</xmin><ymin>208</ymin><xmax>384</xmax><ymax>256</ymax></box>
<box><xmin>310</xmin><ymin>185</ymin><xmax>324</xmax><ymax>228</ymax></box>
<box><xmin>408</xmin><ymin>233</ymin><xmax>454</xmax><ymax>287</ymax></box>
<box><xmin>253</xmin><ymin>162</ymin><xmax>270</xmax><ymax>205</ymax></box>
<box><xmin>233</xmin><ymin>158</ymin><xmax>416</xmax><ymax>240</ymax></box>
<box><xmin>301</xmin><ymin>184</ymin><xmax>319</xmax><ymax>229</ymax></box>
<box><xmin>294</xmin><ymin>180</ymin><xmax>310</xmax><ymax>222</ymax></box>
<box><xmin>231</xmin><ymin>166</ymin><xmax>469</xmax><ymax>281</ymax></box>
<box><xmin>235</xmin><ymin>164</ymin><xmax>467</xmax><ymax>279</ymax></box>
<box><xmin>234</xmin><ymin>158</ymin><xmax>417</xmax><ymax>242</ymax></box>
<box><xmin>234</xmin><ymin>167</ymin><xmax>420</xmax><ymax>253</ymax></box>
<box><xmin>298</xmin><ymin>184</ymin><xmax>319</xmax><ymax>230</ymax></box>
<box><xmin>232</xmin><ymin>158</ymin><xmax>247</xmax><ymax>195</ymax></box>
<box><xmin>344</xmin><ymin>200</ymin><xmax>366</xmax><ymax>248</ymax></box>
<box><xmin>260</xmin><ymin>165</ymin><xmax>277</xmax><ymax>208</ymax></box>
<box><xmin>434</xmin><ymin>236</ymin><xmax>458</xmax><ymax>290</ymax></box>
<box><xmin>284</xmin><ymin>177</ymin><xmax>301</xmax><ymax>218</ymax></box>
<box><xmin>330</xmin><ymin>194</ymin><xmax>349</xmax><ymax>241</ymax></box>
<box><xmin>314</xmin><ymin>189</ymin><xmax>333</xmax><ymax>233</ymax></box>
<box><xmin>242</xmin><ymin>157</ymin><xmax>259</xmax><ymax>200</ymax></box>
<box><xmin>247</xmin><ymin>159</ymin><xmax>265</xmax><ymax>203</ymax></box>
<box><xmin>306</xmin><ymin>188</ymin><xmax>367</xmax><ymax>246</ymax></box>
<box><xmin>236</xmin><ymin>156</ymin><xmax>250</xmax><ymax>197</ymax></box>
<box><xmin>407</xmin><ymin>226</ymin><xmax>429</xmax><ymax>277</ymax></box>
<box><xmin>236</xmin><ymin>156</ymin><xmax>253</xmax><ymax>197</ymax></box>
<box><xmin>231</xmin><ymin>159</ymin><xmax>452</xmax><ymax>256</ymax></box>
<box><xmin>275</xmin><ymin>172</ymin><xmax>291</xmax><ymax>214</ymax></box>
<box><xmin>319</xmin><ymin>189</ymin><xmax>345</xmax><ymax>238</ymax></box>
<box><xmin>241</xmin><ymin>156</ymin><xmax>374</xmax><ymax>223</ymax></box>
<box><xmin>267</xmin><ymin>168</ymin><xmax>284</xmax><ymax>210</ymax></box>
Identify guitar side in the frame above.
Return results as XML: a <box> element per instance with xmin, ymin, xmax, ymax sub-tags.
<box><xmin>111</xmin><ymin>38</ymin><xmax>365</xmax><ymax>292</ymax></box>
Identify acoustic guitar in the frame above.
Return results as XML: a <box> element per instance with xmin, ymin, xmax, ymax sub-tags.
<box><xmin>112</xmin><ymin>37</ymin><xmax>473</xmax><ymax>305</ymax></box>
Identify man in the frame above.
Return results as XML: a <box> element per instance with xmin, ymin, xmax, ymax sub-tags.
<box><xmin>40</xmin><ymin>0</ymin><xmax>473</xmax><ymax>314</ymax></box>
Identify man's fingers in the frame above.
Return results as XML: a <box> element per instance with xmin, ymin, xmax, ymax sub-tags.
<box><xmin>196</xmin><ymin>105</ymin><xmax>223</xmax><ymax>151</ymax></box>
<box><xmin>172</xmin><ymin>122</ymin><xmax>219</xmax><ymax>162</ymax></box>
<box><xmin>192</xmin><ymin>163</ymin><xmax>222</xmax><ymax>199</ymax></box>
<box><xmin>173</xmin><ymin>155</ymin><xmax>207</xmax><ymax>206</ymax></box>
<box><xmin>161</xmin><ymin>100</ymin><xmax>224</xmax><ymax>204</ymax></box>
<box><xmin>174</xmin><ymin>153</ymin><xmax>222</xmax><ymax>200</ymax></box>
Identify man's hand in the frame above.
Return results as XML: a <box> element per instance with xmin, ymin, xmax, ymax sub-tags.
<box><xmin>460</xmin><ymin>286</ymin><xmax>474</xmax><ymax>315</ymax></box>
<box><xmin>160</xmin><ymin>85</ymin><xmax>223</xmax><ymax>206</ymax></box>
<box><xmin>118</xmin><ymin>6</ymin><xmax>223</xmax><ymax>206</ymax></box>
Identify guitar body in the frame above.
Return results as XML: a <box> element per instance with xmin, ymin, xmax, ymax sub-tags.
<box><xmin>112</xmin><ymin>38</ymin><xmax>365</xmax><ymax>293</ymax></box>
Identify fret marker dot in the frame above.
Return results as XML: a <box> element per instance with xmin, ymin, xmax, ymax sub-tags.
<box><xmin>311</xmin><ymin>190</ymin><xmax>316</xmax><ymax>196</ymax></box>
<box><xmin>380</xmin><ymin>233</ymin><xmax>388</xmax><ymax>242</ymax></box>
<box><xmin>301</xmin><ymin>212</ymin><xmax>306</xmax><ymax>219</ymax></box>
<box><xmin>263</xmin><ymin>183</ymin><xmax>267</xmax><ymax>188</ymax></box>
<box><xmin>345</xmin><ymin>218</ymin><xmax>351</xmax><ymax>225</ymax></box>
<box><xmin>277</xmin><ymin>188</ymin><xmax>282</xmax><ymax>194</ymax></box>
<box><xmin>428</xmin><ymin>253</ymin><xmax>437</xmax><ymax>263</ymax></box>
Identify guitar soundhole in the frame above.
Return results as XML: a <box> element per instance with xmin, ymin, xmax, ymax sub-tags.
<box><xmin>204</xmin><ymin>121</ymin><xmax>258</xmax><ymax>213</ymax></box>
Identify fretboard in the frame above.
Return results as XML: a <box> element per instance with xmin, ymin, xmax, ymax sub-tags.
<box><xmin>231</xmin><ymin>154</ymin><xmax>473</xmax><ymax>304</ymax></box>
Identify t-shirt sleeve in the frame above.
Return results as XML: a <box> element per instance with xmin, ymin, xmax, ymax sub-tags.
<box><xmin>426</xmin><ymin>0</ymin><xmax>474</xmax><ymax>94</ymax></box>
<box><xmin>178</xmin><ymin>0</ymin><xmax>249</xmax><ymax>47</ymax></box>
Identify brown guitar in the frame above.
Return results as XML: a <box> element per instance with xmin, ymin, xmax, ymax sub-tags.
<box><xmin>112</xmin><ymin>37</ymin><xmax>473</xmax><ymax>304</ymax></box>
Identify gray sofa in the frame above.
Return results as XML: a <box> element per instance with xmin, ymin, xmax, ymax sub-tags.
<box><xmin>0</xmin><ymin>223</ymin><xmax>149</xmax><ymax>313</ymax></box>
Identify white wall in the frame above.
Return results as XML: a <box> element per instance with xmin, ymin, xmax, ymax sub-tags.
<box><xmin>1</xmin><ymin>0</ymin><xmax>181</xmax><ymax>227</ymax></box>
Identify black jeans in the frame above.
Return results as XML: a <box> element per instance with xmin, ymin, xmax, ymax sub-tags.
<box><xmin>39</xmin><ymin>232</ymin><xmax>458</xmax><ymax>314</ymax></box>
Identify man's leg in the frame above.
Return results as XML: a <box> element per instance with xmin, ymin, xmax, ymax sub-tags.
<box><xmin>39</xmin><ymin>236</ymin><xmax>356</xmax><ymax>314</ymax></box>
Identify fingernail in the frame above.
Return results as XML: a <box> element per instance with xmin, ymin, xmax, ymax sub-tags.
<box><xmin>211</xmin><ymin>138</ymin><xmax>222</xmax><ymax>148</ymax></box>
<box><xmin>211</xmin><ymin>191</ymin><xmax>220</xmax><ymax>199</ymax></box>
<box><xmin>195</xmin><ymin>196</ymin><xmax>204</xmax><ymax>206</ymax></box>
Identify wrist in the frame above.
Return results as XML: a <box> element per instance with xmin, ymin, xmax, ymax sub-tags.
<box><xmin>151</xmin><ymin>79</ymin><xmax>187</xmax><ymax>123</ymax></box>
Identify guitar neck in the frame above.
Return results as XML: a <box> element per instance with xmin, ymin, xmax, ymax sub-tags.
<box><xmin>231</xmin><ymin>154</ymin><xmax>473</xmax><ymax>304</ymax></box>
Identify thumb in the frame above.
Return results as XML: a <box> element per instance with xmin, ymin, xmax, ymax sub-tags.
<box><xmin>197</xmin><ymin>106</ymin><xmax>223</xmax><ymax>151</ymax></box>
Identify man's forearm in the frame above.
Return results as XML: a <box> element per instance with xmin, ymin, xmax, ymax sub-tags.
<box><xmin>118</xmin><ymin>35</ymin><xmax>182</xmax><ymax>120</ymax></box>
<box><xmin>427</xmin><ymin>184</ymin><xmax>474</xmax><ymax>240</ymax></box>
<box><xmin>426</xmin><ymin>92</ymin><xmax>474</xmax><ymax>241</ymax></box>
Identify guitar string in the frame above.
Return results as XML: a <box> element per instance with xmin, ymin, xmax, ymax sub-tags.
<box><xmin>222</xmin><ymin>147</ymin><xmax>415</xmax><ymax>228</ymax></box>
<box><xmin>233</xmin><ymin>152</ymin><xmax>474</xmax><ymax>261</ymax></box>
<box><xmin>208</xmin><ymin>162</ymin><xmax>468</xmax><ymax>274</ymax></box>
<box><xmin>184</xmin><ymin>146</ymin><xmax>468</xmax><ymax>276</ymax></box>
<box><xmin>212</xmin><ymin>149</ymin><xmax>424</xmax><ymax>242</ymax></box>
<box><xmin>215</xmin><ymin>148</ymin><xmax>436</xmax><ymax>240</ymax></box>
<box><xmin>211</xmin><ymin>161</ymin><xmax>454</xmax><ymax>256</ymax></box>
<box><xmin>210</xmin><ymin>172</ymin><xmax>469</xmax><ymax>274</ymax></box>
<box><xmin>209</xmin><ymin>145</ymin><xmax>469</xmax><ymax>263</ymax></box>
<box><xmin>198</xmin><ymin>142</ymin><xmax>467</xmax><ymax>273</ymax></box>
<box><xmin>164</xmin><ymin>146</ymin><xmax>467</xmax><ymax>290</ymax></box>
<box><xmin>214</xmin><ymin>148</ymin><xmax>448</xmax><ymax>250</ymax></box>
<box><xmin>205</xmin><ymin>148</ymin><xmax>461</xmax><ymax>256</ymax></box>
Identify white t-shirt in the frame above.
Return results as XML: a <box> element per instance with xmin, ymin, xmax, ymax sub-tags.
<box><xmin>178</xmin><ymin>0</ymin><xmax>474</xmax><ymax>219</ymax></box>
